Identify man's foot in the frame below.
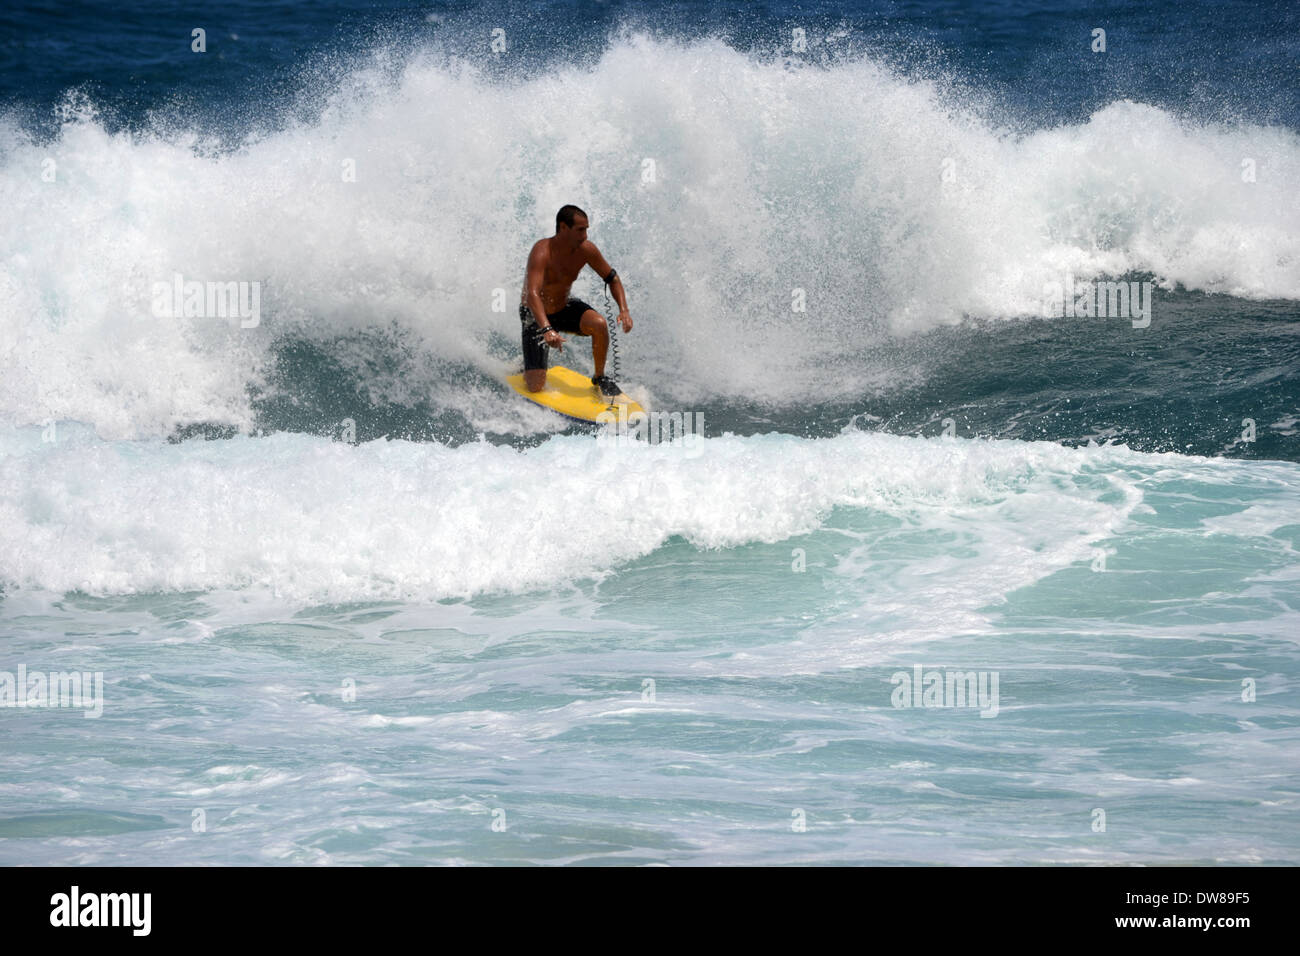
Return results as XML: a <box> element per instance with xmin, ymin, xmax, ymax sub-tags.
<box><xmin>591</xmin><ymin>374</ymin><xmax>621</xmax><ymax>398</ymax></box>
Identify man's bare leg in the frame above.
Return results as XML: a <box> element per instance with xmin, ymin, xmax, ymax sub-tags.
<box><xmin>524</xmin><ymin>369</ymin><xmax>547</xmax><ymax>392</ymax></box>
<box><xmin>579</xmin><ymin>310</ymin><xmax>609</xmax><ymax>378</ymax></box>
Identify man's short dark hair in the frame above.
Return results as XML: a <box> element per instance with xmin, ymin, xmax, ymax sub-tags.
<box><xmin>556</xmin><ymin>205</ymin><xmax>587</xmax><ymax>232</ymax></box>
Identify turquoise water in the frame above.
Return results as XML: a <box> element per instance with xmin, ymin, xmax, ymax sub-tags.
<box><xmin>3</xmin><ymin>429</ymin><xmax>1297</xmax><ymax>864</ymax></box>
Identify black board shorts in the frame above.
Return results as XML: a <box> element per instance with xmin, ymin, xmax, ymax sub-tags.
<box><xmin>520</xmin><ymin>299</ymin><xmax>595</xmax><ymax>371</ymax></box>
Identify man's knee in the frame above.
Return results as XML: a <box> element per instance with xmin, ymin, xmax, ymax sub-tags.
<box><xmin>579</xmin><ymin>310</ymin><xmax>606</xmax><ymax>336</ymax></box>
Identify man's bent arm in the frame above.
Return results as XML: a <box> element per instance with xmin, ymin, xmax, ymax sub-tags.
<box><xmin>524</xmin><ymin>244</ymin><xmax>551</xmax><ymax>327</ymax></box>
<box><xmin>585</xmin><ymin>242</ymin><xmax>630</xmax><ymax>315</ymax></box>
<box><xmin>607</xmin><ymin>274</ymin><xmax>629</xmax><ymax>315</ymax></box>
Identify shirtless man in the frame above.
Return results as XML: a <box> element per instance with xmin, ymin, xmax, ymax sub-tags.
<box><xmin>519</xmin><ymin>204</ymin><xmax>632</xmax><ymax>395</ymax></box>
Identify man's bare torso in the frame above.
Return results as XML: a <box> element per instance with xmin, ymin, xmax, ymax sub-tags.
<box><xmin>521</xmin><ymin>238</ymin><xmax>588</xmax><ymax>314</ymax></box>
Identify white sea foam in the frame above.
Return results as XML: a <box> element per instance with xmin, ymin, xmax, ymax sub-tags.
<box><xmin>2</xmin><ymin>34</ymin><xmax>1297</xmax><ymax>437</ymax></box>
<box><xmin>1</xmin><ymin>423</ymin><xmax>1256</xmax><ymax>605</ymax></box>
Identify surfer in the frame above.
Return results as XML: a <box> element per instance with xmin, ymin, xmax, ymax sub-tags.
<box><xmin>519</xmin><ymin>204</ymin><xmax>632</xmax><ymax>396</ymax></box>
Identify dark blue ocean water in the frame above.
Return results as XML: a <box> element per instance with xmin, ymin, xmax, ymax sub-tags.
<box><xmin>4</xmin><ymin>1</ymin><xmax>1298</xmax><ymax>129</ymax></box>
<box><xmin>1</xmin><ymin>1</ymin><xmax>1298</xmax><ymax>866</ymax></box>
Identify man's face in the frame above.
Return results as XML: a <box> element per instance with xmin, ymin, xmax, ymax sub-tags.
<box><xmin>562</xmin><ymin>216</ymin><xmax>589</xmax><ymax>246</ymax></box>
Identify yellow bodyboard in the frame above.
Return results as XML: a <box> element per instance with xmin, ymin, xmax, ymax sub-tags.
<box><xmin>506</xmin><ymin>365</ymin><xmax>644</xmax><ymax>423</ymax></box>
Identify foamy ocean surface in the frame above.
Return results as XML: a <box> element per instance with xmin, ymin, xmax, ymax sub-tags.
<box><xmin>1</xmin><ymin>0</ymin><xmax>1298</xmax><ymax>865</ymax></box>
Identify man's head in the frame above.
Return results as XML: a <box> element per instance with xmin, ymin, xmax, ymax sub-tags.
<box><xmin>555</xmin><ymin>205</ymin><xmax>589</xmax><ymax>247</ymax></box>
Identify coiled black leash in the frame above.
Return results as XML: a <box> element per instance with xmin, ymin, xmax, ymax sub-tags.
<box><xmin>601</xmin><ymin>281</ymin><xmax>622</xmax><ymax>392</ymax></box>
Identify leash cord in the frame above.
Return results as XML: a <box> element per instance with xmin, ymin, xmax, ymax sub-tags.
<box><xmin>601</xmin><ymin>284</ymin><xmax>621</xmax><ymax>386</ymax></box>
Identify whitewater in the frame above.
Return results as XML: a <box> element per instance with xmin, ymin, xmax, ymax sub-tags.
<box><xmin>2</xmin><ymin>35</ymin><xmax>1298</xmax><ymax>438</ymax></box>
